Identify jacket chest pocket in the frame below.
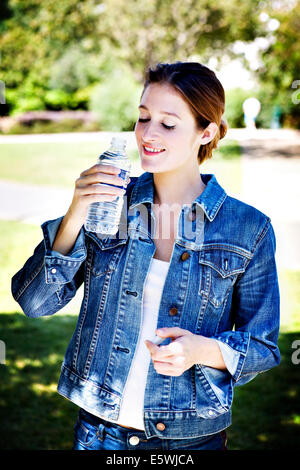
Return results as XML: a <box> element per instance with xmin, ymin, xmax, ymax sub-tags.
<box><xmin>198</xmin><ymin>247</ymin><xmax>248</xmax><ymax>308</ymax></box>
<box><xmin>86</xmin><ymin>234</ymin><xmax>128</xmax><ymax>277</ymax></box>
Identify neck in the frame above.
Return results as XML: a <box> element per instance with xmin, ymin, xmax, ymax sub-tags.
<box><xmin>153</xmin><ymin>169</ymin><xmax>206</xmax><ymax>207</ymax></box>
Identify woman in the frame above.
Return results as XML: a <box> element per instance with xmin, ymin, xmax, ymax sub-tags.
<box><xmin>11</xmin><ymin>62</ymin><xmax>280</xmax><ymax>451</ymax></box>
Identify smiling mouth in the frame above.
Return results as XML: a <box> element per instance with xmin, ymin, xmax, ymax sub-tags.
<box><xmin>143</xmin><ymin>145</ymin><xmax>166</xmax><ymax>155</ymax></box>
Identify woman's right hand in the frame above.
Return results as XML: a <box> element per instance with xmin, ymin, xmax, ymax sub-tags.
<box><xmin>52</xmin><ymin>163</ymin><xmax>130</xmax><ymax>255</ymax></box>
<box><xmin>68</xmin><ymin>163</ymin><xmax>130</xmax><ymax>224</ymax></box>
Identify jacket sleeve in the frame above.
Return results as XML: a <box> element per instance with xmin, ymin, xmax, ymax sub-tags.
<box><xmin>11</xmin><ymin>217</ymin><xmax>86</xmax><ymax>318</ymax></box>
<box><xmin>212</xmin><ymin>219</ymin><xmax>281</xmax><ymax>385</ymax></box>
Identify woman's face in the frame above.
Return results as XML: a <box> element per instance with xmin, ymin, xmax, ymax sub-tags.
<box><xmin>134</xmin><ymin>83</ymin><xmax>204</xmax><ymax>174</ymax></box>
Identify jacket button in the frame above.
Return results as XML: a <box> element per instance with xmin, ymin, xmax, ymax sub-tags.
<box><xmin>156</xmin><ymin>422</ymin><xmax>165</xmax><ymax>431</ymax></box>
<box><xmin>51</xmin><ymin>268</ymin><xmax>57</xmax><ymax>274</ymax></box>
<box><xmin>129</xmin><ymin>436</ymin><xmax>140</xmax><ymax>446</ymax></box>
<box><xmin>181</xmin><ymin>252</ymin><xmax>190</xmax><ymax>261</ymax></box>
<box><xmin>169</xmin><ymin>307</ymin><xmax>178</xmax><ymax>316</ymax></box>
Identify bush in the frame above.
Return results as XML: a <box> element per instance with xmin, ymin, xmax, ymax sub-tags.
<box><xmin>49</xmin><ymin>45</ymin><xmax>102</xmax><ymax>94</ymax></box>
<box><xmin>7</xmin><ymin>120</ymin><xmax>99</xmax><ymax>134</ymax></box>
<box><xmin>89</xmin><ymin>66</ymin><xmax>141</xmax><ymax>132</ymax></box>
<box><xmin>224</xmin><ymin>88</ymin><xmax>253</xmax><ymax>128</ymax></box>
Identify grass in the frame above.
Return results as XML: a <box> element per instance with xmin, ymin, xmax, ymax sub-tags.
<box><xmin>0</xmin><ymin>219</ymin><xmax>299</xmax><ymax>450</ymax></box>
<box><xmin>0</xmin><ymin>137</ymin><xmax>241</xmax><ymax>191</ymax></box>
<box><xmin>0</xmin><ymin>141</ymin><xmax>138</xmax><ymax>188</ymax></box>
<box><xmin>0</xmin><ymin>136</ymin><xmax>299</xmax><ymax>450</ymax></box>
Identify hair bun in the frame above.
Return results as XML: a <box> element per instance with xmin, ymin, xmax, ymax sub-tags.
<box><xmin>219</xmin><ymin>119</ymin><xmax>227</xmax><ymax>140</ymax></box>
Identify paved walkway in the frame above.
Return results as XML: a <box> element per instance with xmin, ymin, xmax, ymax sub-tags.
<box><xmin>237</xmin><ymin>129</ymin><xmax>300</xmax><ymax>270</ymax></box>
<box><xmin>1</xmin><ymin>129</ymin><xmax>299</xmax><ymax>269</ymax></box>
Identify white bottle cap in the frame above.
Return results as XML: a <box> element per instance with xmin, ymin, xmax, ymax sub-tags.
<box><xmin>111</xmin><ymin>136</ymin><xmax>126</xmax><ymax>150</ymax></box>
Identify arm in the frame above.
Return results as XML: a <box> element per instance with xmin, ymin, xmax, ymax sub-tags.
<box><xmin>213</xmin><ymin>220</ymin><xmax>281</xmax><ymax>384</ymax></box>
<box><xmin>146</xmin><ymin>220</ymin><xmax>280</xmax><ymax>382</ymax></box>
<box><xmin>11</xmin><ymin>163</ymin><xmax>127</xmax><ymax>317</ymax></box>
<box><xmin>145</xmin><ymin>329</ymin><xmax>227</xmax><ymax>376</ymax></box>
<box><xmin>11</xmin><ymin>216</ymin><xmax>86</xmax><ymax>318</ymax></box>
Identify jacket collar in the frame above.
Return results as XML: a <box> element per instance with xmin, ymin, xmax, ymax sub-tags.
<box><xmin>129</xmin><ymin>172</ymin><xmax>227</xmax><ymax>222</ymax></box>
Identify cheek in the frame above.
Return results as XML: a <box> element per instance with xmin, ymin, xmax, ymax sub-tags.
<box><xmin>134</xmin><ymin>123</ymin><xmax>144</xmax><ymax>141</ymax></box>
<box><xmin>134</xmin><ymin>123</ymin><xmax>142</xmax><ymax>142</ymax></box>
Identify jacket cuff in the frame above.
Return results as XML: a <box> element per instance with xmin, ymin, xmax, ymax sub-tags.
<box><xmin>41</xmin><ymin>217</ymin><xmax>86</xmax><ymax>284</ymax></box>
<box><xmin>213</xmin><ymin>331</ymin><xmax>250</xmax><ymax>382</ymax></box>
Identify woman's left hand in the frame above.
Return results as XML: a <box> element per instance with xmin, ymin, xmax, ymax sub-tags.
<box><xmin>145</xmin><ymin>327</ymin><xmax>206</xmax><ymax>377</ymax></box>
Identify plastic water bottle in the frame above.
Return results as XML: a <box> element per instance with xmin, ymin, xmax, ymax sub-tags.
<box><xmin>84</xmin><ymin>136</ymin><xmax>131</xmax><ymax>235</ymax></box>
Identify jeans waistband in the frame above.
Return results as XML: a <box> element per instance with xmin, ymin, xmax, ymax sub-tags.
<box><xmin>79</xmin><ymin>408</ymin><xmax>146</xmax><ymax>435</ymax></box>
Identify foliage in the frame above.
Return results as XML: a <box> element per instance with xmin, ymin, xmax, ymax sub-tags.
<box><xmin>224</xmin><ymin>88</ymin><xmax>253</xmax><ymax>128</ymax></box>
<box><xmin>5</xmin><ymin>118</ymin><xmax>100</xmax><ymax>135</ymax></box>
<box><xmin>48</xmin><ymin>45</ymin><xmax>103</xmax><ymax>94</ymax></box>
<box><xmin>0</xmin><ymin>0</ymin><xmax>101</xmax><ymax>114</ymax></box>
<box><xmin>97</xmin><ymin>0</ymin><xmax>266</xmax><ymax>77</ymax></box>
<box><xmin>254</xmin><ymin>0</ymin><xmax>300</xmax><ymax>128</ymax></box>
<box><xmin>0</xmin><ymin>0</ymin><xmax>299</xmax><ymax>127</ymax></box>
<box><xmin>89</xmin><ymin>66</ymin><xmax>141</xmax><ymax>131</ymax></box>
<box><xmin>0</xmin><ymin>0</ymin><xmax>265</xmax><ymax>113</ymax></box>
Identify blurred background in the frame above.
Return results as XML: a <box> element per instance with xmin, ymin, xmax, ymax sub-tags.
<box><xmin>0</xmin><ymin>0</ymin><xmax>299</xmax><ymax>450</ymax></box>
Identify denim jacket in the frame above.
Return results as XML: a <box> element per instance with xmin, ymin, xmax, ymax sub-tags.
<box><xmin>11</xmin><ymin>172</ymin><xmax>280</xmax><ymax>439</ymax></box>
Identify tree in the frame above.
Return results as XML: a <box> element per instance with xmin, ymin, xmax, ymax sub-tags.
<box><xmin>96</xmin><ymin>0</ymin><xmax>266</xmax><ymax>78</ymax></box>
<box><xmin>256</xmin><ymin>0</ymin><xmax>300</xmax><ymax>127</ymax></box>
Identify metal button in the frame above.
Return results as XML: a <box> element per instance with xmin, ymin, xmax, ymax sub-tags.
<box><xmin>181</xmin><ymin>252</ymin><xmax>190</xmax><ymax>261</ymax></box>
<box><xmin>188</xmin><ymin>211</ymin><xmax>196</xmax><ymax>221</ymax></box>
<box><xmin>129</xmin><ymin>435</ymin><xmax>140</xmax><ymax>446</ymax></box>
<box><xmin>51</xmin><ymin>268</ymin><xmax>57</xmax><ymax>274</ymax></box>
<box><xmin>156</xmin><ymin>422</ymin><xmax>166</xmax><ymax>431</ymax></box>
<box><xmin>169</xmin><ymin>307</ymin><xmax>178</xmax><ymax>316</ymax></box>
<box><xmin>208</xmin><ymin>410</ymin><xmax>214</xmax><ymax>416</ymax></box>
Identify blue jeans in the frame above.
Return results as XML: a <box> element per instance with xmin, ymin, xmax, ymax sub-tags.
<box><xmin>73</xmin><ymin>408</ymin><xmax>228</xmax><ymax>450</ymax></box>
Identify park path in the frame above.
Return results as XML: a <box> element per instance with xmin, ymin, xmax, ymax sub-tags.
<box><xmin>0</xmin><ymin>129</ymin><xmax>299</xmax><ymax>270</ymax></box>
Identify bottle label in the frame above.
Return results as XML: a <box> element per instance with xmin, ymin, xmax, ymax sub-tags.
<box><xmin>117</xmin><ymin>169</ymin><xmax>128</xmax><ymax>188</ymax></box>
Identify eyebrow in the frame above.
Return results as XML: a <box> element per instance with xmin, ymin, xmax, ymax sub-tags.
<box><xmin>138</xmin><ymin>105</ymin><xmax>181</xmax><ymax>120</ymax></box>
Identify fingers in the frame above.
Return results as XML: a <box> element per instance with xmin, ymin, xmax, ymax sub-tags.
<box><xmin>145</xmin><ymin>340</ymin><xmax>182</xmax><ymax>360</ymax></box>
<box><xmin>77</xmin><ymin>166</ymin><xmax>126</xmax><ymax>188</ymax></box>
<box><xmin>155</xmin><ymin>327</ymin><xmax>191</xmax><ymax>339</ymax></box>
<box><xmin>145</xmin><ymin>340</ymin><xmax>185</xmax><ymax>376</ymax></box>
<box><xmin>74</xmin><ymin>163</ymin><xmax>130</xmax><ymax>204</ymax></box>
<box><xmin>80</xmin><ymin>163</ymin><xmax>121</xmax><ymax>178</ymax></box>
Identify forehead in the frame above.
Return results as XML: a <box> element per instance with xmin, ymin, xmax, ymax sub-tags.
<box><xmin>140</xmin><ymin>83</ymin><xmax>193</xmax><ymax>117</ymax></box>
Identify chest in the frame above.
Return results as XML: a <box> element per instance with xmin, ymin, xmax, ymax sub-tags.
<box><xmin>152</xmin><ymin>205</ymin><xmax>181</xmax><ymax>262</ymax></box>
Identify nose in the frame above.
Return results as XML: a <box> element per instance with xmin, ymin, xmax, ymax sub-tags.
<box><xmin>141</xmin><ymin>121</ymin><xmax>159</xmax><ymax>142</ymax></box>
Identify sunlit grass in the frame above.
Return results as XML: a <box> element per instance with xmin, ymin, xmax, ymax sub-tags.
<box><xmin>1</xmin><ymin>136</ymin><xmax>299</xmax><ymax>449</ymax></box>
<box><xmin>0</xmin><ymin>137</ymin><xmax>240</xmax><ymax>188</ymax></box>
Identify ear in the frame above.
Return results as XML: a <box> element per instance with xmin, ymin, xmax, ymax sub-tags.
<box><xmin>199</xmin><ymin>122</ymin><xmax>219</xmax><ymax>145</ymax></box>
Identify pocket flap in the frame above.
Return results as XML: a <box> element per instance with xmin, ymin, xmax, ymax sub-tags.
<box><xmin>199</xmin><ymin>246</ymin><xmax>250</xmax><ymax>278</ymax></box>
<box><xmin>86</xmin><ymin>231</ymin><xmax>128</xmax><ymax>251</ymax></box>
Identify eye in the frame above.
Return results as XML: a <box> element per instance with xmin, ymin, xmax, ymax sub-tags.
<box><xmin>138</xmin><ymin>118</ymin><xmax>175</xmax><ymax>130</ymax></box>
<box><xmin>162</xmin><ymin>123</ymin><xmax>175</xmax><ymax>130</ymax></box>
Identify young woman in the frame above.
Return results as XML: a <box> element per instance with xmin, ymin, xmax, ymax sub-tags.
<box><xmin>12</xmin><ymin>62</ymin><xmax>280</xmax><ymax>451</ymax></box>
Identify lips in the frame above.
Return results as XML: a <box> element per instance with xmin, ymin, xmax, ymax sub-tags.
<box><xmin>142</xmin><ymin>144</ymin><xmax>166</xmax><ymax>156</ymax></box>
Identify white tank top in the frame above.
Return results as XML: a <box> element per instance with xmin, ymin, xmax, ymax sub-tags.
<box><xmin>114</xmin><ymin>257</ymin><xmax>170</xmax><ymax>430</ymax></box>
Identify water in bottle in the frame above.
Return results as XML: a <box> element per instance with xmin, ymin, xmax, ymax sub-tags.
<box><xmin>84</xmin><ymin>136</ymin><xmax>131</xmax><ymax>235</ymax></box>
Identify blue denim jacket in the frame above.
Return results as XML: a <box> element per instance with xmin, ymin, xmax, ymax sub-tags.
<box><xmin>11</xmin><ymin>172</ymin><xmax>280</xmax><ymax>439</ymax></box>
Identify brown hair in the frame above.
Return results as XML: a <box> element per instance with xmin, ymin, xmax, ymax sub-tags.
<box><xmin>142</xmin><ymin>62</ymin><xmax>227</xmax><ymax>165</ymax></box>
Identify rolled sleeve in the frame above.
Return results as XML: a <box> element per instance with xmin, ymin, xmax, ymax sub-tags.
<box><xmin>214</xmin><ymin>219</ymin><xmax>280</xmax><ymax>385</ymax></box>
<box><xmin>42</xmin><ymin>217</ymin><xmax>86</xmax><ymax>284</ymax></box>
<box><xmin>214</xmin><ymin>337</ymin><xmax>248</xmax><ymax>380</ymax></box>
<box><xmin>12</xmin><ymin>217</ymin><xmax>86</xmax><ymax>317</ymax></box>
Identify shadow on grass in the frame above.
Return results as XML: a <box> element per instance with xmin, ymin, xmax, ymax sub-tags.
<box><xmin>0</xmin><ymin>312</ymin><xmax>78</xmax><ymax>450</ymax></box>
<box><xmin>0</xmin><ymin>312</ymin><xmax>299</xmax><ymax>450</ymax></box>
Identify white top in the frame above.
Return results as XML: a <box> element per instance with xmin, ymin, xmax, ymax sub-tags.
<box><xmin>114</xmin><ymin>257</ymin><xmax>170</xmax><ymax>430</ymax></box>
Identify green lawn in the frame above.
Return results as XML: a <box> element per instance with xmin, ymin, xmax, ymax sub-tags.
<box><xmin>0</xmin><ymin>138</ymin><xmax>299</xmax><ymax>450</ymax></box>
<box><xmin>0</xmin><ymin>140</ymin><xmax>139</xmax><ymax>188</ymax></box>
<box><xmin>0</xmin><ymin>137</ymin><xmax>241</xmax><ymax>192</ymax></box>
<box><xmin>0</xmin><ymin>218</ymin><xmax>299</xmax><ymax>450</ymax></box>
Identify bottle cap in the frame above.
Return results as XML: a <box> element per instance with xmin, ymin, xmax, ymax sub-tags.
<box><xmin>111</xmin><ymin>136</ymin><xmax>127</xmax><ymax>150</ymax></box>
